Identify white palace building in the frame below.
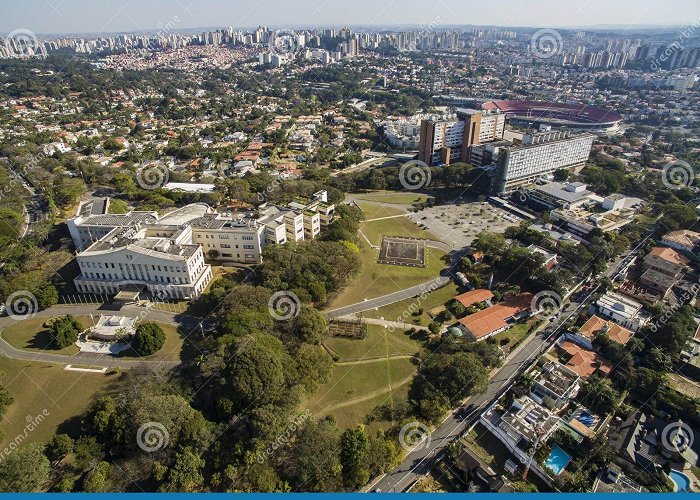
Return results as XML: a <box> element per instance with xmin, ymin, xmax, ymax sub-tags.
<box><xmin>67</xmin><ymin>192</ymin><xmax>334</xmax><ymax>300</ymax></box>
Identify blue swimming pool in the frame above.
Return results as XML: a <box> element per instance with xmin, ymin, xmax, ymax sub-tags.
<box><xmin>545</xmin><ymin>444</ymin><xmax>572</xmax><ymax>476</ymax></box>
<box><xmin>669</xmin><ymin>469</ymin><xmax>691</xmax><ymax>493</ymax></box>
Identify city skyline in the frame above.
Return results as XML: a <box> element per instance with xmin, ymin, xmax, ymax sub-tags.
<box><xmin>3</xmin><ymin>0</ymin><xmax>700</xmax><ymax>35</ymax></box>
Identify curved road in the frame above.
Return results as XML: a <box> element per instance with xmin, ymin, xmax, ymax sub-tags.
<box><xmin>0</xmin><ymin>304</ymin><xmax>209</xmax><ymax>368</ymax></box>
<box><xmin>325</xmin><ymin>276</ymin><xmax>451</xmax><ymax>319</ymax></box>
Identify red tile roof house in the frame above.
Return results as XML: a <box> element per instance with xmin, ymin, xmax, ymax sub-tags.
<box><xmin>454</xmin><ymin>289</ymin><xmax>494</xmax><ymax>309</ymax></box>
<box><xmin>458</xmin><ymin>293</ymin><xmax>533</xmax><ymax>342</ymax></box>
<box><xmin>557</xmin><ymin>340</ymin><xmax>614</xmax><ymax>378</ymax></box>
<box><xmin>565</xmin><ymin>315</ymin><xmax>635</xmax><ymax>350</ymax></box>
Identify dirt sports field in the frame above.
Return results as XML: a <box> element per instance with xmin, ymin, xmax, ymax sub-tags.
<box><xmin>378</xmin><ymin>236</ymin><xmax>426</xmax><ymax>268</ymax></box>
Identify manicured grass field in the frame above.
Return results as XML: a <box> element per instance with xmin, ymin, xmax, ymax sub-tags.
<box><xmin>363</xmin><ymin>283</ymin><xmax>460</xmax><ymax>325</ymax></box>
<box><xmin>118</xmin><ymin>322</ymin><xmax>185</xmax><ymax>361</ymax></box>
<box><xmin>491</xmin><ymin>319</ymin><xmax>539</xmax><ymax>354</ymax></box>
<box><xmin>2</xmin><ymin>316</ymin><xmax>186</xmax><ymax>362</ymax></box>
<box><xmin>354</xmin><ymin>201</ymin><xmax>406</xmax><ymax>220</ymax></box>
<box><xmin>1</xmin><ymin>316</ymin><xmax>94</xmax><ymax>355</ymax></box>
<box><xmin>360</xmin><ymin>217</ymin><xmax>437</xmax><ymax>246</ymax></box>
<box><xmin>356</xmin><ymin>192</ymin><xmax>429</xmax><ymax>205</ymax></box>
<box><xmin>307</xmin><ymin>356</ymin><xmax>417</xmax><ymax>415</ymax></box>
<box><xmin>0</xmin><ymin>357</ymin><xmax>121</xmax><ymax>449</ymax></box>
<box><xmin>328</xmin><ymin>243</ymin><xmax>448</xmax><ymax>309</ymax></box>
<box><xmin>324</xmin><ymin>325</ymin><xmax>422</xmax><ymax>361</ymax></box>
<box><xmin>334</xmin><ymin>383</ymin><xmax>412</xmax><ymax>432</ymax></box>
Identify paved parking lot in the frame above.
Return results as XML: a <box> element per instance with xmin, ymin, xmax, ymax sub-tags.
<box><xmin>407</xmin><ymin>201</ymin><xmax>521</xmax><ymax>249</ymax></box>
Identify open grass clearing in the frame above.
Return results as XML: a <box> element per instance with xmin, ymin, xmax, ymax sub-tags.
<box><xmin>354</xmin><ymin>200</ymin><xmax>406</xmax><ymax>220</ymax></box>
<box><xmin>360</xmin><ymin>217</ymin><xmax>438</xmax><ymax>246</ymax></box>
<box><xmin>306</xmin><ymin>357</ymin><xmax>417</xmax><ymax>416</ymax></box>
<box><xmin>491</xmin><ymin>319</ymin><xmax>540</xmax><ymax>354</ymax></box>
<box><xmin>329</xmin><ymin>382</ymin><xmax>412</xmax><ymax>432</ymax></box>
<box><xmin>324</xmin><ymin>325</ymin><xmax>422</xmax><ymax>361</ymax></box>
<box><xmin>1</xmin><ymin>316</ymin><xmax>93</xmax><ymax>355</ymax></box>
<box><xmin>0</xmin><ymin>357</ymin><xmax>122</xmax><ymax>449</ymax></box>
<box><xmin>355</xmin><ymin>191</ymin><xmax>429</xmax><ymax>205</ymax></box>
<box><xmin>117</xmin><ymin>322</ymin><xmax>185</xmax><ymax>362</ymax></box>
<box><xmin>328</xmin><ymin>242</ymin><xmax>448</xmax><ymax>309</ymax></box>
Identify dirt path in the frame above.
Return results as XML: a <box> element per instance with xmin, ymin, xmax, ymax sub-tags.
<box><xmin>313</xmin><ymin>373</ymin><xmax>415</xmax><ymax>416</ymax></box>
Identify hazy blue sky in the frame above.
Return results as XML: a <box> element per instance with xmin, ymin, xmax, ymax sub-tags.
<box><xmin>3</xmin><ymin>0</ymin><xmax>700</xmax><ymax>35</ymax></box>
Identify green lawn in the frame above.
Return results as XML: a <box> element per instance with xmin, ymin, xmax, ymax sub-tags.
<box><xmin>335</xmin><ymin>383</ymin><xmax>412</xmax><ymax>432</ymax></box>
<box><xmin>307</xmin><ymin>357</ymin><xmax>417</xmax><ymax>415</ymax></box>
<box><xmin>491</xmin><ymin>319</ymin><xmax>540</xmax><ymax>354</ymax></box>
<box><xmin>1</xmin><ymin>316</ymin><xmax>95</xmax><ymax>355</ymax></box>
<box><xmin>324</xmin><ymin>325</ymin><xmax>422</xmax><ymax>361</ymax></box>
<box><xmin>0</xmin><ymin>357</ymin><xmax>121</xmax><ymax>449</ymax></box>
<box><xmin>328</xmin><ymin>243</ymin><xmax>448</xmax><ymax>309</ymax></box>
<box><xmin>360</xmin><ymin>217</ymin><xmax>437</xmax><ymax>246</ymax></box>
<box><xmin>356</xmin><ymin>192</ymin><xmax>429</xmax><ymax>205</ymax></box>
<box><xmin>2</xmin><ymin>316</ymin><xmax>187</xmax><ymax>362</ymax></box>
<box><xmin>354</xmin><ymin>201</ymin><xmax>407</xmax><ymax>220</ymax></box>
<box><xmin>363</xmin><ymin>283</ymin><xmax>459</xmax><ymax>326</ymax></box>
<box><xmin>117</xmin><ymin>322</ymin><xmax>186</xmax><ymax>361</ymax></box>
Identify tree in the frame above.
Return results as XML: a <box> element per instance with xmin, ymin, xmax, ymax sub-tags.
<box><xmin>363</xmin><ymin>432</ymin><xmax>398</xmax><ymax>478</ymax></box>
<box><xmin>46</xmin><ymin>434</ymin><xmax>74</xmax><ymax>463</ymax></box>
<box><xmin>159</xmin><ymin>451</ymin><xmax>205</xmax><ymax>492</ymax></box>
<box><xmin>83</xmin><ymin>461</ymin><xmax>111</xmax><ymax>492</ymax></box>
<box><xmin>0</xmin><ymin>443</ymin><xmax>51</xmax><ymax>492</ymax></box>
<box><xmin>414</xmin><ymin>352</ymin><xmax>488</xmax><ymax>414</ymax></box>
<box><xmin>293</xmin><ymin>307</ymin><xmax>328</xmax><ymax>344</ymax></box>
<box><xmin>285</xmin><ymin>418</ymin><xmax>342</xmax><ymax>491</ymax></box>
<box><xmin>577</xmin><ymin>375</ymin><xmax>620</xmax><ymax>415</ymax></box>
<box><xmin>132</xmin><ymin>322</ymin><xmax>165</xmax><ymax>356</ymax></box>
<box><xmin>340</xmin><ymin>425</ymin><xmax>369</xmax><ymax>489</ymax></box>
<box><xmin>49</xmin><ymin>314</ymin><xmax>82</xmax><ymax>348</ymax></box>
<box><xmin>294</xmin><ymin>344</ymin><xmax>333</xmax><ymax>394</ymax></box>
